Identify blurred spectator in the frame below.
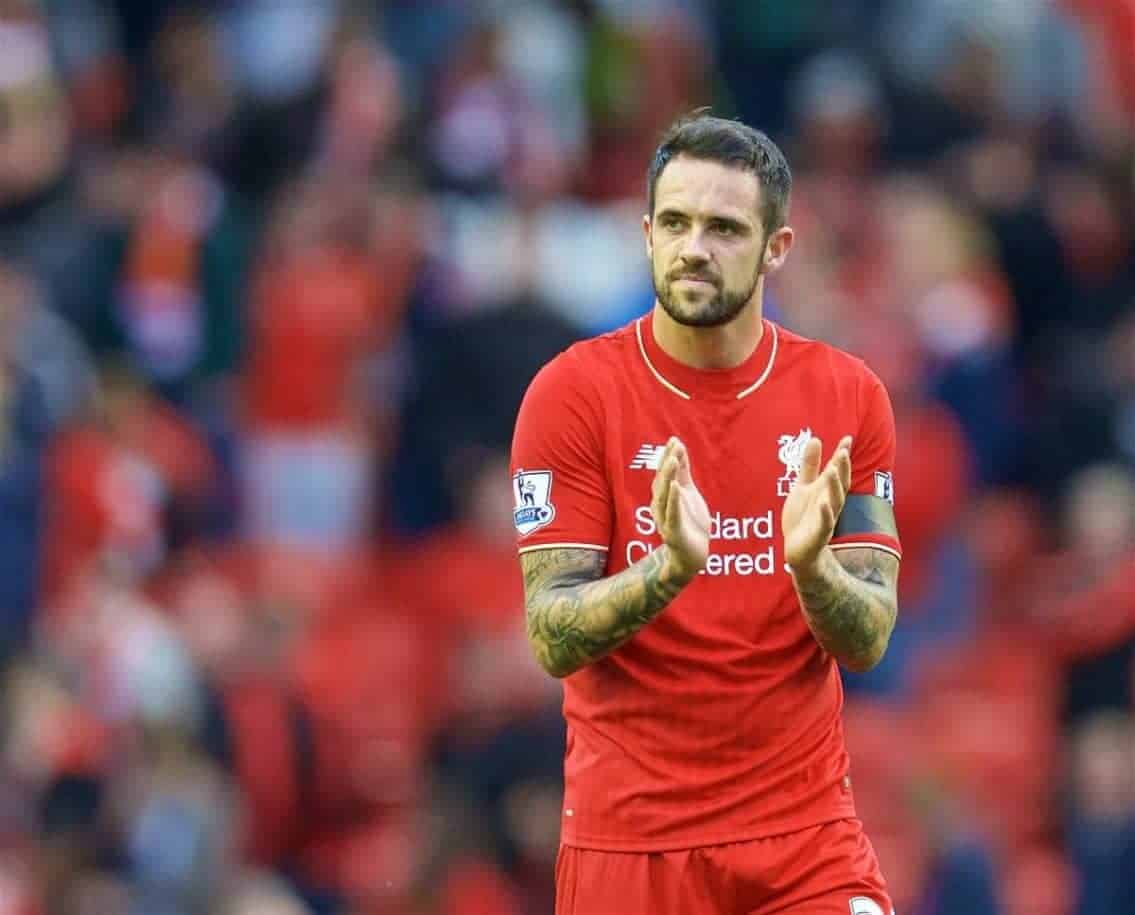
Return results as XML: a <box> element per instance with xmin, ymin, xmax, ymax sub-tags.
<box><xmin>911</xmin><ymin>799</ymin><xmax>1004</xmax><ymax>915</ymax></box>
<box><xmin>90</xmin><ymin>151</ymin><xmax>249</xmax><ymax>402</ymax></box>
<box><xmin>1062</xmin><ymin>0</ymin><xmax>1135</xmax><ymax>132</ymax></box>
<box><xmin>964</xmin><ymin>486</ymin><xmax>1053</xmax><ymax>625</ymax></box>
<box><xmin>875</xmin><ymin>176</ymin><xmax>1020</xmax><ymax>484</ymax></box>
<box><xmin>0</xmin><ymin>296</ymin><xmax>52</xmax><ymax>654</ymax></box>
<box><xmin>313</xmin><ymin>27</ymin><xmax>403</xmax><ymax>181</ymax></box>
<box><xmin>47</xmin><ymin>0</ymin><xmax>130</xmax><ymax>141</ymax></box>
<box><xmin>0</xmin><ymin>1</ymin><xmax>71</xmax><ymax>210</ymax></box>
<box><xmin>42</xmin><ymin>365</ymin><xmax>217</xmax><ymax>609</ymax></box>
<box><xmin>219</xmin><ymin>875</ymin><xmax>314</xmax><ymax>915</ymax></box>
<box><xmin>406</xmin><ymin>449</ymin><xmax>563</xmax><ymax>878</ymax></box>
<box><xmin>427</xmin><ymin>21</ymin><xmax>556</xmax><ymax>197</ymax></box>
<box><xmin>789</xmin><ymin>49</ymin><xmax>887</xmax><ymax>181</ymax></box>
<box><xmin>393</xmin><ymin>214</ymin><xmax>580</xmax><ymax>528</ymax></box>
<box><xmin>580</xmin><ymin>6</ymin><xmax>710</xmax><ymax>201</ymax></box>
<box><xmin>407</xmin><ymin>448</ymin><xmax>558</xmax><ymax>740</ymax></box>
<box><xmin>0</xmin><ymin>261</ymin><xmax>96</xmax><ymax>428</ymax></box>
<box><xmin>1035</xmin><ymin>463</ymin><xmax>1135</xmax><ymax>724</ymax></box>
<box><xmin>845</xmin><ymin>329</ymin><xmax>977</xmax><ymax>696</ymax></box>
<box><xmin>0</xmin><ymin>0</ymin><xmax>1130</xmax><ymax>910</ymax></box>
<box><xmin>113</xmin><ymin>723</ymin><xmax>236</xmax><ymax>915</ymax></box>
<box><xmin>141</xmin><ymin>9</ymin><xmax>237</xmax><ymax>162</ymax></box>
<box><xmin>0</xmin><ymin>2</ymin><xmax>113</xmax><ymax>331</ymax></box>
<box><xmin>221</xmin><ymin>0</ymin><xmax>337</xmax><ymax>105</ymax></box>
<box><xmin>1065</xmin><ymin>710</ymin><xmax>1135</xmax><ymax>915</ymax></box>
<box><xmin>241</xmin><ymin>175</ymin><xmax>418</xmax><ymax>547</ymax></box>
<box><xmin>497</xmin><ymin>1</ymin><xmax>587</xmax><ymax>164</ymax></box>
<box><xmin>881</xmin><ymin>0</ymin><xmax>1086</xmax><ymax>136</ymax></box>
<box><xmin>714</xmin><ymin>0</ymin><xmax>829</xmax><ymax>132</ymax></box>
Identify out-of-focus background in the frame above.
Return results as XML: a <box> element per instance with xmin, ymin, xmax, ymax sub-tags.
<box><xmin>0</xmin><ymin>0</ymin><xmax>1133</xmax><ymax>912</ymax></box>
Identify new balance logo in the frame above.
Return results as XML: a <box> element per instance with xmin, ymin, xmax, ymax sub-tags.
<box><xmin>629</xmin><ymin>444</ymin><xmax>666</xmax><ymax>470</ymax></box>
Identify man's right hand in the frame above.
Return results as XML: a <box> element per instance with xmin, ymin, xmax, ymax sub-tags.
<box><xmin>651</xmin><ymin>436</ymin><xmax>711</xmax><ymax>581</ymax></box>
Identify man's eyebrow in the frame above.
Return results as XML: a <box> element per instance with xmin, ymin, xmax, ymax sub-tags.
<box><xmin>655</xmin><ymin>207</ymin><xmax>753</xmax><ymax>231</ymax></box>
<box><xmin>709</xmin><ymin>215</ymin><xmax>751</xmax><ymax>232</ymax></box>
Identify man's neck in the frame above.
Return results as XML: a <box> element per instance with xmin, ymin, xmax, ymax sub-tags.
<box><xmin>651</xmin><ymin>296</ymin><xmax>765</xmax><ymax>370</ymax></box>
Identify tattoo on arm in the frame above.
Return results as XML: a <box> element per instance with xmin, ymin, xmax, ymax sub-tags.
<box><xmin>520</xmin><ymin>546</ymin><xmax>691</xmax><ymax>678</ymax></box>
<box><xmin>792</xmin><ymin>547</ymin><xmax>899</xmax><ymax>673</ymax></box>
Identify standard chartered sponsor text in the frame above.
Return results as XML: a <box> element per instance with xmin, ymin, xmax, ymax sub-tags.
<box><xmin>628</xmin><ymin>506</ymin><xmax>778</xmax><ymax>576</ymax></box>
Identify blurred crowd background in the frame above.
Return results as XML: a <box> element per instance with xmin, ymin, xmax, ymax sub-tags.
<box><xmin>0</xmin><ymin>0</ymin><xmax>1134</xmax><ymax>913</ymax></box>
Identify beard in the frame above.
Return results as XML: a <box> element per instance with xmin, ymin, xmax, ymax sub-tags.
<box><xmin>652</xmin><ymin>242</ymin><xmax>767</xmax><ymax>329</ymax></box>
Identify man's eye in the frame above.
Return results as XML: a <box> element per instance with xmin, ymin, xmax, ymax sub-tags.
<box><xmin>713</xmin><ymin>223</ymin><xmax>735</xmax><ymax>235</ymax></box>
<box><xmin>663</xmin><ymin>217</ymin><xmax>683</xmax><ymax>230</ymax></box>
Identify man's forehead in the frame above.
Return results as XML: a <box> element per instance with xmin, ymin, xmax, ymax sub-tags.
<box><xmin>654</xmin><ymin>155</ymin><xmax>761</xmax><ymax>221</ymax></box>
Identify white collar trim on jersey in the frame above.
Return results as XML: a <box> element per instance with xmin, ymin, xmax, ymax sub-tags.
<box><xmin>635</xmin><ymin>318</ymin><xmax>779</xmax><ymax>400</ymax></box>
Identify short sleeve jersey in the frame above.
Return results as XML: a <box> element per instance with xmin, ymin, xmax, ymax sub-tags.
<box><xmin>510</xmin><ymin>316</ymin><xmax>901</xmax><ymax>851</ymax></box>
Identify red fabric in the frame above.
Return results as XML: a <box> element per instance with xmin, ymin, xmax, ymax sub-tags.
<box><xmin>219</xmin><ymin>551</ymin><xmax>444</xmax><ymax>894</ymax></box>
<box><xmin>244</xmin><ymin>246</ymin><xmax>405</xmax><ymax>431</ymax></box>
<box><xmin>554</xmin><ymin>819</ymin><xmax>890</xmax><ymax>915</ymax></box>
<box><xmin>41</xmin><ymin>403</ymin><xmax>214</xmax><ymax>607</ymax></box>
<box><xmin>1037</xmin><ymin>551</ymin><xmax>1135</xmax><ymax>663</ymax></box>
<box><xmin>1062</xmin><ymin>0</ymin><xmax>1135</xmax><ymax>116</ymax></box>
<box><xmin>209</xmin><ymin>544</ymin><xmax>447</xmax><ymax>887</ymax></box>
<box><xmin>510</xmin><ymin>318</ymin><xmax>901</xmax><ymax>850</ymax></box>
<box><xmin>291</xmin><ymin>607</ymin><xmax>438</xmax><ymax>816</ymax></box>
<box><xmin>966</xmin><ymin>489</ymin><xmax>1051</xmax><ymax>623</ymax></box>
<box><xmin>400</xmin><ymin>526</ymin><xmax>551</xmax><ymax>726</ymax></box>
<box><xmin>441</xmin><ymin>859</ymin><xmax>525</xmax><ymax>915</ymax></box>
<box><xmin>224</xmin><ymin>676</ymin><xmax>303</xmax><ymax>865</ymax></box>
<box><xmin>908</xmin><ymin>626</ymin><xmax>1062</xmax><ymax>851</ymax></box>
<box><xmin>892</xmin><ymin>402</ymin><xmax>970</xmax><ymax>603</ymax></box>
<box><xmin>288</xmin><ymin>568</ymin><xmax>447</xmax><ymax>897</ymax></box>
<box><xmin>405</xmin><ymin>526</ymin><xmax>522</xmax><ymax>632</ymax></box>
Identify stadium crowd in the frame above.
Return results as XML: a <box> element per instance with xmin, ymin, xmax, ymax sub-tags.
<box><xmin>0</xmin><ymin>0</ymin><xmax>1134</xmax><ymax>913</ymax></box>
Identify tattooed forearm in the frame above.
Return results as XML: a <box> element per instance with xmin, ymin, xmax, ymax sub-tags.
<box><xmin>790</xmin><ymin>547</ymin><xmax>899</xmax><ymax>673</ymax></box>
<box><xmin>520</xmin><ymin>546</ymin><xmax>694</xmax><ymax>678</ymax></box>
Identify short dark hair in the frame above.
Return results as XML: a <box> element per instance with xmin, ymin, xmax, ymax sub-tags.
<box><xmin>647</xmin><ymin>111</ymin><xmax>792</xmax><ymax>234</ymax></box>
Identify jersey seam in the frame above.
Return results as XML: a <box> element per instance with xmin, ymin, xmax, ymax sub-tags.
<box><xmin>559</xmin><ymin>810</ymin><xmax>859</xmax><ymax>853</ymax></box>
<box><xmin>518</xmin><ymin>542</ymin><xmax>610</xmax><ymax>554</ymax></box>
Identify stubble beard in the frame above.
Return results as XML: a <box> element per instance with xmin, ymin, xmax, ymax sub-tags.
<box><xmin>654</xmin><ymin>266</ymin><xmax>762</xmax><ymax>328</ymax></box>
<box><xmin>652</xmin><ymin>240</ymin><xmax>769</xmax><ymax>329</ymax></box>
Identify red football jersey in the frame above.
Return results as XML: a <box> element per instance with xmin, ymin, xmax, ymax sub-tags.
<box><xmin>510</xmin><ymin>315</ymin><xmax>901</xmax><ymax>851</ymax></box>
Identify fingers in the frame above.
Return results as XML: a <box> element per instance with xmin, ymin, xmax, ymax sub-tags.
<box><xmin>824</xmin><ymin>466</ymin><xmax>847</xmax><ymax>519</ymax></box>
<box><xmin>819</xmin><ymin>499</ymin><xmax>835</xmax><ymax>532</ymax></box>
<box><xmin>656</xmin><ymin>438</ymin><xmax>678</xmax><ymax>481</ymax></box>
<box><xmin>671</xmin><ymin>438</ymin><xmax>693</xmax><ymax>486</ymax></box>
<box><xmin>798</xmin><ymin>436</ymin><xmax>823</xmax><ymax>484</ymax></box>
<box><xmin>652</xmin><ymin>462</ymin><xmax>677</xmax><ymax>528</ymax></box>
<box><xmin>650</xmin><ymin>439</ymin><xmax>677</xmax><ymax>497</ymax></box>
<box><xmin>651</xmin><ymin>438</ymin><xmax>681</xmax><ymax>527</ymax></box>
<box><xmin>815</xmin><ymin>438</ymin><xmax>850</xmax><ymax>517</ymax></box>
<box><xmin>665</xmin><ymin>475</ymin><xmax>682</xmax><ymax>534</ymax></box>
<box><xmin>831</xmin><ymin>435</ymin><xmax>852</xmax><ymax>494</ymax></box>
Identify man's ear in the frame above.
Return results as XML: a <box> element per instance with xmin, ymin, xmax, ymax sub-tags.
<box><xmin>763</xmin><ymin>225</ymin><xmax>794</xmax><ymax>274</ymax></box>
<box><xmin>643</xmin><ymin>212</ymin><xmax>653</xmax><ymax>259</ymax></box>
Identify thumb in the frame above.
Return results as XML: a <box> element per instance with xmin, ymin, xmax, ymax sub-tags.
<box><xmin>797</xmin><ymin>436</ymin><xmax>823</xmax><ymax>485</ymax></box>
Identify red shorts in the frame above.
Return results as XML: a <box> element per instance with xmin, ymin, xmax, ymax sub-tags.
<box><xmin>555</xmin><ymin>818</ymin><xmax>892</xmax><ymax>915</ymax></box>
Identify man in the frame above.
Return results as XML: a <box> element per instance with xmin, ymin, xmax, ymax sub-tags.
<box><xmin>510</xmin><ymin>112</ymin><xmax>901</xmax><ymax>915</ymax></box>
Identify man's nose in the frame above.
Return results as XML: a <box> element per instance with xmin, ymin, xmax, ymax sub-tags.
<box><xmin>678</xmin><ymin>230</ymin><xmax>710</xmax><ymax>264</ymax></box>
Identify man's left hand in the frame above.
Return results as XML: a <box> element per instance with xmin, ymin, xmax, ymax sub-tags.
<box><xmin>781</xmin><ymin>435</ymin><xmax>852</xmax><ymax>573</ymax></box>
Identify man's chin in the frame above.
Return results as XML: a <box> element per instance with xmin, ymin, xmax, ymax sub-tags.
<box><xmin>671</xmin><ymin>288</ymin><xmax>718</xmax><ymax>315</ymax></box>
<box><xmin>662</xmin><ymin>296</ymin><xmax>744</xmax><ymax>328</ymax></box>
